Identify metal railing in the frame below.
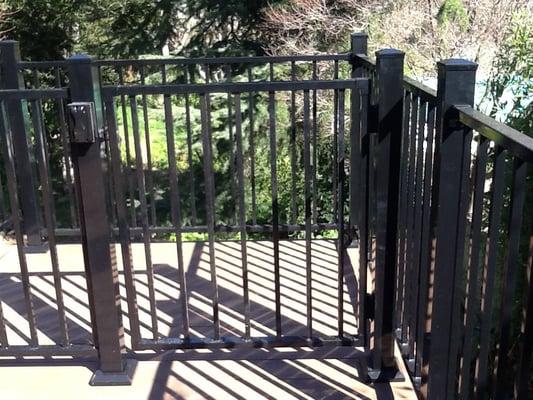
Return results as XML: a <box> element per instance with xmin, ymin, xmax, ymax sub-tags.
<box><xmin>352</xmin><ymin>33</ymin><xmax>533</xmax><ymax>399</ymax></box>
<box><xmin>0</xmin><ymin>32</ymin><xmax>531</xmax><ymax>398</ymax></box>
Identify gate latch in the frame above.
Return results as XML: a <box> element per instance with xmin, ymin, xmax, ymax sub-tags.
<box><xmin>68</xmin><ymin>102</ymin><xmax>97</xmax><ymax>144</ymax></box>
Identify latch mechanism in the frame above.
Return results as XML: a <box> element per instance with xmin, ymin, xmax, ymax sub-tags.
<box><xmin>68</xmin><ymin>102</ymin><xmax>97</xmax><ymax>144</ymax></box>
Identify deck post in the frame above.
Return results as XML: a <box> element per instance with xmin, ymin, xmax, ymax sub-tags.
<box><xmin>349</xmin><ymin>32</ymin><xmax>368</xmax><ymax>246</ymax></box>
<box><xmin>369</xmin><ymin>48</ymin><xmax>405</xmax><ymax>381</ymax></box>
<box><xmin>426</xmin><ymin>59</ymin><xmax>477</xmax><ymax>400</ymax></box>
<box><xmin>67</xmin><ymin>54</ymin><xmax>134</xmax><ymax>385</ymax></box>
<box><xmin>0</xmin><ymin>41</ymin><xmax>43</xmax><ymax>248</ymax></box>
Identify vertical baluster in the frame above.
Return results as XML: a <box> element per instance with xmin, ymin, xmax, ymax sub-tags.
<box><xmin>30</xmin><ymin>99</ymin><xmax>69</xmax><ymax>346</ymax></box>
<box><xmin>404</xmin><ymin>94</ymin><xmax>419</xmax><ymax>348</ymax></box>
<box><xmin>163</xmin><ymin>92</ymin><xmax>190</xmax><ymax>338</ymax></box>
<box><xmin>129</xmin><ymin>95</ymin><xmax>158</xmax><ymax>339</ymax></box>
<box><xmin>184</xmin><ymin>66</ymin><xmax>197</xmax><ymax>226</ymax></box>
<box><xmin>96</xmin><ymin>65</ymin><xmax>117</xmax><ymax>229</ymax></box>
<box><xmin>0</xmin><ymin>162</ymin><xmax>5</xmax><ymax>222</ymax></box>
<box><xmin>492</xmin><ymin>157</ymin><xmax>528</xmax><ymax>398</ymax></box>
<box><xmin>474</xmin><ymin>145</ymin><xmax>506</xmax><ymax>398</ymax></box>
<box><xmin>290</xmin><ymin>61</ymin><xmax>298</xmax><ymax>225</ymax></box>
<box><xmin>139</xmin><ymin>66</ymin><xmax>156</xmax><ymax>227</ymax></box>
<box><xmin>118</xmin><ymin>67</ymin><xmax>137</xmax><ymax>227</ymax></box>
<box><xmin>268</xmin><ymin>86</ymin><xmax>281</xmax><ymax>339</ymax></box>
<box><xmin>514</xmin><ymin>236</ymin><xmax>532</xmax><ymax>400</ymax></box>
<box><xmin>396</xmin><ymin>91</ymin><xmax>411</xmax><ymax>340</ymax></box>
<box><xmin>0</xmin><ymin>105</ymin><xmax>8</xmax><ymax>346</ymax></box>
<box><xmin>358</xmin><ymin>79</ymin><xmax>370</xmax><ymax>344</ymax></box>
<box><xmin>234</xmin><ymin>93</ymin><xmax>250</xmax><ymax>339</ymax></box>
<box><xmin>332</xmin><ymin>60</ymin><xmax>339</xmax><ymax>224</ymax></box>
<box><xmin>312</xmin><ymin>61</ymin><xmax>318</xmax><ymax>224</ymax></box>
<box><xmin>200</xmin><ymin>93</ymin><xmax>220</xmax><ymax>339</ymax></box>
<box><xmin>247</xmin><ymin>66</ymin><xmax>257</xmax><ymax>225</ymax></box>
<box><xmin>408</xmin><ymin>100</ymin><xmax>427</xmax><ymax>364</ymax></box>
<box><xmin>458</xmin><ymin>135</ymin><xmax>489</xmax><ymax>397</ymax></box>
<box><xmin>104</xmin><ymin>97</ymin><xmax>142</xmax><ymax>348</ymax></box>
<box><xmin>337</xmin><ymin>89</ymin><xmax>346</xmax><ymax>338</ymax></box>
<box><xmin>226</xmin><ymin>64</ymin><xmax>236</xmax><ymax>226</ymax></box>
<box><xmin>448</xmin><ymin>111</ymin><xmax>474</xmax><ymax>398</ymax></box>
<box><xmin>303</xmin><ymin>89</ymin><xmax>313</xmax><ymax>339</ymax></box>
<box><xmin>415</xmin><ymin>102</ymin><xmax>437</xmax><ymax>386</ymax></box>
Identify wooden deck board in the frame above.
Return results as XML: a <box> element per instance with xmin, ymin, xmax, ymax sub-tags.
<box><xmin>0</xmin><ymin>239</ymin><xmax>417</xmax><ymax>399</ymax></box>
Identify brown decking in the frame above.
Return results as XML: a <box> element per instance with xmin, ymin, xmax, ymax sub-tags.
<box><xmin>0</xmin><ymin>239</ymin><xmax>416</xmax><ymax>399</ymax></box>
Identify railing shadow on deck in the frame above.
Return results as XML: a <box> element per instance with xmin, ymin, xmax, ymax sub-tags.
<box><xmin>0</xmin><ymin>239</ymin><xmax>416</xmax><ymax>399</ymax></box>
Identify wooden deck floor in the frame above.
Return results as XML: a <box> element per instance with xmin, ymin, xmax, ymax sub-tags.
<box><xmin>0</xmin><ymin>239</ymin><xmax>417</xmax><ymax>399</ymax></box>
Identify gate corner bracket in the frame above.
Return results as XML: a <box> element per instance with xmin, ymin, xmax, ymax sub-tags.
<box><xmin>366</xmin><ymin>363</ymin><xmax>405</xmax><ymax>384</ymax></box>
<box><xmin>23</xmin><ymin>241</ymin><xmax>50</xmax><ymax>254</ymax></box>
<box><xmin>89</xmin><ymin>359</ymin><xmax>137</xmax><ymax>386</ymax></box>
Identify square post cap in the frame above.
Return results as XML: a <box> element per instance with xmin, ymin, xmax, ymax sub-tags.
<box><xmin>67</xmin><ymin>54</ymin><xmax>94</xmax><ymax>64</ymax></box>
<box><xmin>437</xmin><ymin>58</ymin><xmax>478</xmax><ymax>72</ymax></box>
<box><xmin>376</xmin><ymin>49</ymin><xmax>405</xmax><ymax>59</ymax></box>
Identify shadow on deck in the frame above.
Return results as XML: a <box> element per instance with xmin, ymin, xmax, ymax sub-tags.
<box><xmin>0</xmin><ymin>239</ymin><xmax>416</xmax><ymax>399</ymax></box>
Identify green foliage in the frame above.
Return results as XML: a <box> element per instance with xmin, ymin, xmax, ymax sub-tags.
<box><xmin>107</xmin><ymin>61</ymin><xmax>343</xmax><ymax>237</ymax></box>
<box><xmin>481</xmin><ymin>9</ymin><xmax>532</xmax><ymax>381</ymax></box>
<box><xmin>1</xmin><ymin>0</ymin><xmax>282</xmax><ymax>60</ymax></box>
<box><xmin>2</xmin><ymin>0</ymin><xmax>81</xmax><ymax>59</ymax></box>
<box><xmin>483</xmin><ymin>10</ymin><xmax>532</xmax><ymax>134</ymax></box>
<box><xmin>437</xmin><ymin>0</ymin><xmax>469</xmax><ymax>32</ymax></box>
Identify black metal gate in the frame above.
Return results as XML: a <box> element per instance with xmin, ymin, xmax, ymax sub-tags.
<box><xmin>98</xmin><ymin>57</ymin><xmax>370</xmax><ymax>351</ymax></box>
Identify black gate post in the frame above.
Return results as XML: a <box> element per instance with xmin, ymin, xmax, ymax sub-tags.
<box><xmin>0</xmin><ymin>41</ymin><xmax>43</xmax><ymax>248</ymax></box>
<box><xmin>349</xmin><ymin>32</ymin><xmax>368</xmax><ymax>246</ymax></box>
<box><xmin>426</xmin><ymin>59</ymin><xmax>477</xmax><ymax>400</ymax></box>
<box><xmin>369</xmin><ymin>48</ymin><xmax>405</xmax><ymax>381</ymax></box>
<box><xmin>67</xmin><ymin>54</ymin><xmax>134</xmax><ymax>385</ymax></box>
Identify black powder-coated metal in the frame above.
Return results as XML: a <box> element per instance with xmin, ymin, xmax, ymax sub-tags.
<box><xmin>200</xmin><ymin>93</ymin><xmax>220</xmax><ymax>340</ymax></box>
<box><xmin>427</xmin><ymin>59</ymin><xmax>477</xmax><ymax>400</ymax></box>
<box><xmin>0</xmin><ymin>100</ymin><xmax>38</xmax><ymax>346</ymax></box>
<box><xmin>67</xmin><ymin>54</ymin><xmax>126</xmax><ymax>376</ymax></box>
<box><xmin>371</xmin><ymin>49</ymin><xmax>405</xmax><ymax>375</ymax></box>
<box><xmin>0</xmin><ymin>35</ymin><xmax>531</xmax><ymax>396</ymax></box>
<box><xmin>0</xmin><ymin>41</ymin><xmax>42</xmax><ymax>246</ymax></box>
<box><xmin>163</xmin><ymin>93</ymin><xmax>191</xmax><ymax>339</ymax></box>
<box><xmin>129</xmin><ymin>95</ymin><xmax>159</xmax><ymax>339</ymax></box>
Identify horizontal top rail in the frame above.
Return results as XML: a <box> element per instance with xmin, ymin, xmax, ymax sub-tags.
<box><xmin>403</xmin><ymin>76</ymin><xmax>437</xmax><ymax>101</ymax></box>
<box><xmin>352</xmin><ymin>53</ymin><xmax>376</xmax><ymax>70</ymax></box>
<box><xmin>101</xmin><ymin>78</ymin><xmax>367</xmax><ymax>98</ymax></box>
<box><xmin>17</xmin><ymin>53</ymin><xmax>351</xmax><ymax>70</ymax></box>
<box><xmin>0</xmin><ymin>88</ymin><xmax>68</xmax><ymax>100</ymax></box>
<box><xmin>17</xmin><ymin>60</ymin><xmax>66</xmax><ymax>69</ymax></box>
<box><xmin>455</xmin><ymin>105</ymin><xmax>533</xmax><ymax>163</ymax></box>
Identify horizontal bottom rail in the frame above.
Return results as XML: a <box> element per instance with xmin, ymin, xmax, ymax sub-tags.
<box><xmin>0</xmin><ymin>344</ymin><xmax>97</xmax><ymax>358</ymax></box>
<box><xmin>49</xmin><ymin>223</ymin><xmax>341</xmax><ymax>238</ymax></box>
<box><xmin>135</xmin><ymin>335</ymin><xmax>363</xmax><ymax>351</ymax></box>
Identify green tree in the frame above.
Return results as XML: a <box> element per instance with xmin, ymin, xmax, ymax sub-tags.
<box><xmin>1</xmin><ymin>0</ymin><xmax>81</xmax><ymax>59</ymax></box>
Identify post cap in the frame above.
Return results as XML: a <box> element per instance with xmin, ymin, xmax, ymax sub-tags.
<box><xmin>351</xmin><ymin>32</ymin><xmax>368</xmax><ymax>39</ymax></box>
<box><xmin>0</xmin><ymin>40</ymin><xmax>19</xmax><ymax>45</ymax></box>
<box><xmin>67</xmin><ymin>54</ymin><xmax>94</xmax><ymax>63</ymax></box>
<box><xmin>375</xmin><ymin>48</ymin><xmax>405</xmax><ymax>59</ymax></box>
<box><xmin>437</xmin><ymin>58</ymin><xmax>478</xmax><ymax>72</ymax></box>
